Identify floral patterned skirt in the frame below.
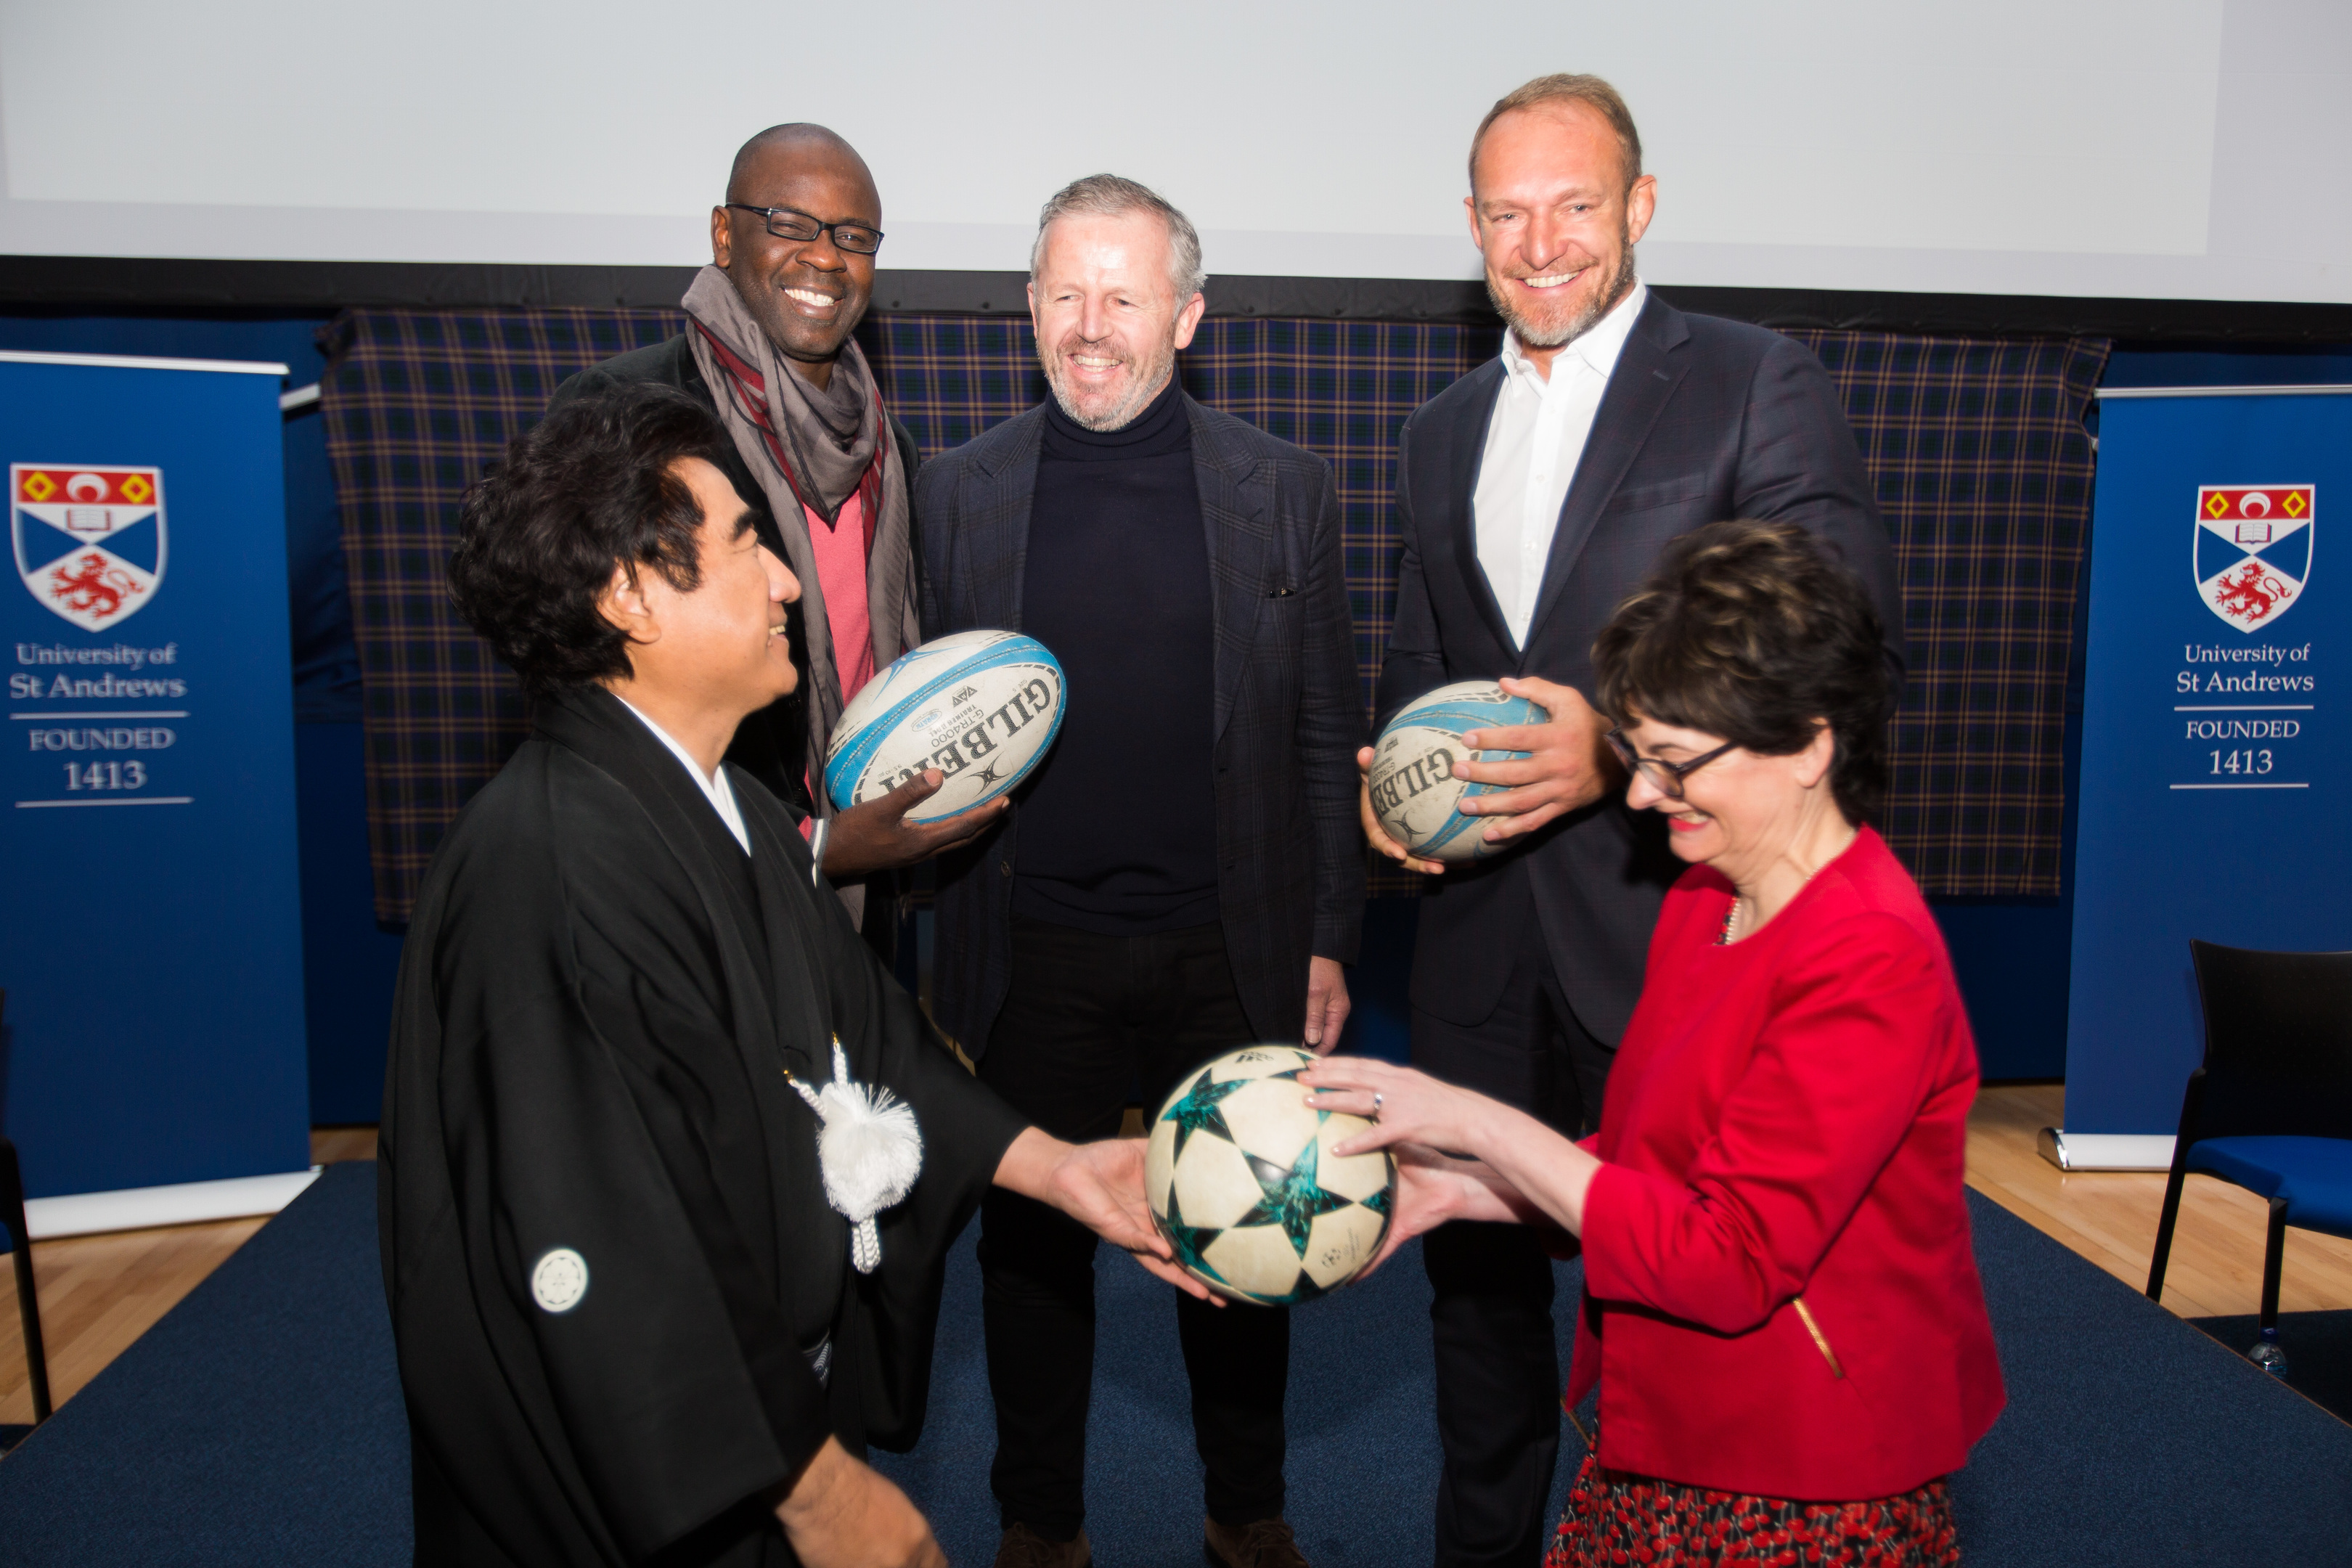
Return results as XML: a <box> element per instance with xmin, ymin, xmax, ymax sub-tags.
<box><xmin>1545</xmin><ymin>1447</ymin><xmax>1958</xmax><ymax>1567</ymax></box>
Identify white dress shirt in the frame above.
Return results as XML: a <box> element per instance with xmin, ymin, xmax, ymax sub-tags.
<box><xmin>1473</xmin><ymin>280</ymin><xmax>1649</xmax><ymax>649</ymax></box>
<box><xmin>616</xmin><ymin>696</ymin><xmax>752</xmax><ymax>854</ymax></box>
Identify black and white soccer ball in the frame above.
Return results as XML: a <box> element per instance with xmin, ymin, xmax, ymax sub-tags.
<box><xmin>1143</xmin><ymin>1045</ymin><xmax>1396</xmax><ymax>1306</ymax></box>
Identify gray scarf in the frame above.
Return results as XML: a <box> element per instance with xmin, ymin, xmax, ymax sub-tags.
<box><xmin>682</xmin><ymin>265</ymin><xmax>918</xmax><ymax>825</ymax></box>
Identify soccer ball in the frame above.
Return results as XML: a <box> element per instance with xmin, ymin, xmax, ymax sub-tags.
<box><xmin>1143</xmin><ymin>1045</ymin><xmax>1397</xmax><ymax>1306</ymax></box>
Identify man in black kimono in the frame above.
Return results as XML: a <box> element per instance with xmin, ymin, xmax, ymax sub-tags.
<box><xmin>380</xmin><ymin>383</ymin><xmax>1199</xmax><ymax>1568</ymax></box>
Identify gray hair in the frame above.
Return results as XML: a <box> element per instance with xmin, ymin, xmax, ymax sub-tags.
<box><xmin>1029</xmin><ymin>173</ymin><xmax>1205</xmax><ymax>304</ymax></box>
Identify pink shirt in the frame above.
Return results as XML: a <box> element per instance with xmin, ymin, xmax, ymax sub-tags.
<box><xmin>807</xmin><ymin>491</ymin><xmax>875</xmax><ymax>708</ymax></box>
<box><xmin>801</xmin><ymin>491</ymin><xmax>873</xmax><ymax>830</ymax></box>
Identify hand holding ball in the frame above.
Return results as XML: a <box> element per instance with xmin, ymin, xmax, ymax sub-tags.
<box><xmin>824</xmin><ymin>630</ymin><xmax>1065</xmax><ymax>824</ymax></box>
<box><xmin>1144</xmin><ymin>1046</ymin><xmax>1396</xmax><ymax>1305</ymax></box>
<box><xmin>1367</xmin><ymin>682</ymin><xmax>1540</xmax><ymax>862</ymax></box>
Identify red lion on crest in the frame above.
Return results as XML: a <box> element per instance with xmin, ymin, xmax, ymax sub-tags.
<box><xmin>48</xmin><ymin>551</ymin><xmax>143</xmax><ymax>621</ymax></box>
<box><xmin>2213</xmin><ymin>560</ymin><xmax>2291</xmax><ymax>625</ymax></box>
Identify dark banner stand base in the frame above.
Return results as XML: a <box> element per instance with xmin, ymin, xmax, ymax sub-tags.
<box><xmin>2038</xmin><ymin>1127</ymin><xmax>2176</xmax><ymax>1171</ymax></box>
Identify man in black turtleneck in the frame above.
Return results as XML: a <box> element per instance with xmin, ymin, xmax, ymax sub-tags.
<box><xmin>1017</xmin><ymin>375</ymin><xmax>1219</xmax><ymax>933</ymax></box>
<box><xmin>917</xmin><ymin>176</ymin><xmax>1365</xmax><ymax>1568</ymax></box>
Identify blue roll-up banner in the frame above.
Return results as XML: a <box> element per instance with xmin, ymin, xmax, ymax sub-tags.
<box><xmin>2062</xmin><ymin>386</ymin><xmax>2352</xmax><ymax>1148</ymax></box>
<box><xmin>2</xmin><ymin>351</ymin><xmax>311</xmax><ymax>1208</ymax></box>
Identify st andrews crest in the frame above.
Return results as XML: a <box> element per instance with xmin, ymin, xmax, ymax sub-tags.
<box><xmin>12</xmin><ymin>465</ymin><xmax>166</xmax><ymax>632</ymax></box>
<box><xmin>2194</xmin><ymin>484</ymin><xmax>2312</xmax><ymax>634</ymax></box>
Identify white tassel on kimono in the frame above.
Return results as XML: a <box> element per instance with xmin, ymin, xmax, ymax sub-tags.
<box><xmin>790</xmin><ymin>1038</ymin><xmax>923</xmax><ymax>1273</ymax></box>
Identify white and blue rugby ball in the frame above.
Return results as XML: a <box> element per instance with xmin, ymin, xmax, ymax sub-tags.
<box><xmin>824</xmin><ymin>629</ymin><xmax>1066</xmax><ymax>825</ymax></box>
<box><xmin>1367</xmin><ymin>681</ymin><xmax>1538</xmax><ymax>862</ymax></box>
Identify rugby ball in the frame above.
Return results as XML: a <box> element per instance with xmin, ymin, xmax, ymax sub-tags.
<box><xmin>1144</xmin><ymin>1045</ymin><xmax>1395</xmax><ymax>1306</ymax></box>
<box><xmin>823</xmin><ymin>629</ymin><xmax>1066</xmax><ymax>824</ymax></box>
<box><xmin>1367</xmin><ymin>680</ymin><xmax>1539</xmax><ymax>862</ymax></box>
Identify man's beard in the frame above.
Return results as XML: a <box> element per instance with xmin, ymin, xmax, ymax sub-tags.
<box><xmin>1485</xmin><ymin>232</ymin><xmax>1637</xmax><ymax>350</ymax></box>
<box><xmin>1040</xmin><ymin>330</ymin><xmax>1178</xmax><ymax>431</ymax></box>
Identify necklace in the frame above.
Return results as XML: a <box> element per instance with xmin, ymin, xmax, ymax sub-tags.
<box><xmin>1720</xmin><ymin>849</ymin><xmax>1839</xmax><ymax>945</ymax></box>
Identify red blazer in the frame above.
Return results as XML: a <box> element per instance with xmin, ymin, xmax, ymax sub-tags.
<box><xmin>1571</xmin><ymin>827</ymin><xmax>2003</xmax><ymax>1500</ymax></box>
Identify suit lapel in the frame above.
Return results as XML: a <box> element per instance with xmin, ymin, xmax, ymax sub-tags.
<box><xmin>1442</xmin><ymin>360</ymin><xmax>1518</xmax><ymax>656</ymax></box>
<box><xmin>1188</xmin><ymin>398</ymin><xmax>1275</xmax><ymax>744</ymax></box>
<box><xmin>1522</xmin><ymin>296</ymin><xmax>1692</xmax><ymax>652</ymax></box>
<box><xmin>967</xmin><ymin>407</ymin><xmax>1045</xmax><ymax>630</ymax></box>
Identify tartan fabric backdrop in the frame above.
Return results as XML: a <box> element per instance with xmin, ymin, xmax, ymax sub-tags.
<box><xmin>321</xmin><ymin>308</ymin><xmax>2105</xmax><ymax>922</ymax></box>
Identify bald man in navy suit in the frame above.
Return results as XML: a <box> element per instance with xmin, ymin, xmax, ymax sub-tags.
<box><xmin>1363</xmin><ymin>75</ymin><xmax>1908</xmax><ymax>1568</ymax></box>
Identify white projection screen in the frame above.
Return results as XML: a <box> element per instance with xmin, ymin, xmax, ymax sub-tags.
<box><xmin>1</xmin><ymin>0</ymin><xmax>2345</xmax><ymax>304</ymax></box>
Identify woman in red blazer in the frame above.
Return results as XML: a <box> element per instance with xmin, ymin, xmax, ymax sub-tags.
<box><xmin>1308</xmin><ymin>520</ymin><xmax>2001</xmax><ymax>1564</ymax></box>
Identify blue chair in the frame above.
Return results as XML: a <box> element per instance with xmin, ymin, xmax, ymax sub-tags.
<box><xmin>2146</xmin><ymin>940</ymin><xmax>2352</xmax><ymax>1376</ymax></box>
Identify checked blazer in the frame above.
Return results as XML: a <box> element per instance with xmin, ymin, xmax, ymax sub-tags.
<box><xmin>918</xmin><ymin>394</ymin><xmax>1365</xmax><ymax>1056</ymax></box>
<box><xmin>1377</xmin><ymin>293</ymin><xmax>1907</xmax><ymax>1049</ymax></box>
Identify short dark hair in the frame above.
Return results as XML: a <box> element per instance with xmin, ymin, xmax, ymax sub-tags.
<box><xmin>1593</xmin><ymin>520</ymin><xmax>1895</xmax><ymax>825</ymax></box>
<box><xmin>448</xmin><ymin>383</ymin><xmax>740</xmax><ymax>698</ymax></box>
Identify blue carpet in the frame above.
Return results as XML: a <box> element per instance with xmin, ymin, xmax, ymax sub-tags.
<box><xmin>0</xmin><ymin>1162</ymin><xmax>409</xmax><ymax>1567</ymax></box>
<box><xmin>3</xmin><ymin>1167</ymin><xmax>2348</xmax><ymax>1565</ymax></box>
<box><xmin>1953</xmin><ymin>1192</ymin><xmax>2352</xmax><ymax>1564</ymax></box>
<box><xmin>879</xmin><ymin>1193</ymin><xmax>2352</xmax><ymax>1567</ymax></box>
<box><xmin>870</xmin><ymin>1228</ymin><xmax>1532</xmax><ymax>1567</ymax></box>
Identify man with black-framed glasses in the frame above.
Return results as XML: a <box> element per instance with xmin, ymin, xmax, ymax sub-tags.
<box><xmin>552</xmin><ymin>123</ymin><xmax>992</xmax><ymax>947</ymax></box>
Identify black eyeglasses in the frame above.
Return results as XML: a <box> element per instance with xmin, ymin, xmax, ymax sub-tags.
<box><xmin>724</xmin><ymin>204</ymin><xmax>884</xmax><ymax>256</ymax></box>
<box><xmin>1605</xmin><ymin>728</ymin><xmax>1738</xmax><ymax>799</ymax></box>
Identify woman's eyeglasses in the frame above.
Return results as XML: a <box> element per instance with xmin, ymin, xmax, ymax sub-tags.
<box><xmin>1604</xmin><ymin>729</ymin><xmax>1738</xmax><ymax>799</ymax></box>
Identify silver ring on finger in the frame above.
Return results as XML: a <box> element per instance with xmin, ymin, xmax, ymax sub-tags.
<box><xmin>1372</xmin><ymin>1091</ymin><xmax>1384</xmax><ymax>1118</ymax></box>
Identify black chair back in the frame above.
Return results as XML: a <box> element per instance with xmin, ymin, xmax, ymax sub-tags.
<box><xmin>0</xmin><ymin>1135</ymin><xmax>48</xmax><ymax>1427</ymax></box>
<box><xmin>0</xmin><ymin>986</ymin><xmax>54</xmax><ymax>1432</ymax></box>
<box><xmin>2149</xmin><ymin>942</ymin><xmax>2352</xmax><ymax>1318</ymax></box>
<box><xmin>2184</xmin><ymin>940</ymin><xmax>2352</xmax><ymax>1145</ymax></box>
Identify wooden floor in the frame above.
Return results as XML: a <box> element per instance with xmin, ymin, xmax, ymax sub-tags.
<box><xmin>1965</xmin><ymin>1083</ymin><xmax>2352</xmax><ymax>1318</ymax></box>
<box><xmin>0</xmin><ymin>1127</ymin><xmax>377</xmax><ymax>1427</ymax></box>
<box><xmin>5</xmin><ymin>1096</ymin><xmax>2350</xmax><ymax>1429</ymax></box>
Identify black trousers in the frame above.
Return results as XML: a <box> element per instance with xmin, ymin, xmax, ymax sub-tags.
<box><xmin>977</xmin><ymin>915</ymin><xmax>1289</xmax><ymax>1540</ymax></box>
<box><xmin>1412</xmin><ymin>936</ymin><xmax>1613</xmax><ymax>1568</ymax></box>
